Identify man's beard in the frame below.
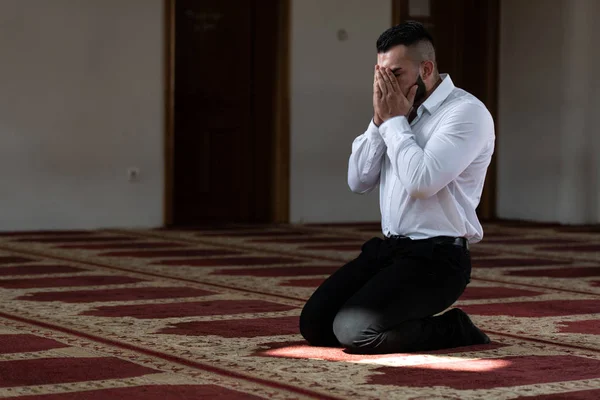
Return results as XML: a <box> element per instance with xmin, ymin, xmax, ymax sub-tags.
<box><xmin>414</xmin><ymin>74</ymin><xmax>427</xmax><ymax>105</ymax></box>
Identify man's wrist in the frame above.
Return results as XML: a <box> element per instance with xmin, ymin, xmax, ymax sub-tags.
<box><xmin>379</xmin><ymin>115</ymin><xmax>411</xmax><ymax>139</ymax></box>
<box><xmin>377</xmin><ymin>114</ymin><xmax>406</xmax><ymax>127</ymax></box>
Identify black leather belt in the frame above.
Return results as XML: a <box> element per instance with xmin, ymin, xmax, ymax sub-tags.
<box><xmin>386</xmin><ymin>235</ymin><xmax>469</xmax><ymax>250</ymax></box>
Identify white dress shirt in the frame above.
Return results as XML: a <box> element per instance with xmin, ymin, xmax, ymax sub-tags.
<box><xmin>348</xmin><ymin>74</ymin><xmax>495</xmax><ymax>244</ymax></box>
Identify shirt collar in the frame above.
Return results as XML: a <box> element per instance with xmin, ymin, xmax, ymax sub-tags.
<box><xmin>419</xmin><ymin>73</ymin><xmax>454</xmax><ymax>115</ymax></box>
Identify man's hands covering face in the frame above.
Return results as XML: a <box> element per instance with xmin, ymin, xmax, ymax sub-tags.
<box><xmin>373</xmin><ymin>65</ymin><xmax>418</xmax><ymax>126</ymax></box>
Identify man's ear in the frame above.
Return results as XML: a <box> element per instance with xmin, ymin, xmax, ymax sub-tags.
<box><xmin>422</xmin><ymin>60</ymin><xmax>435</xmax><ymax>80</ymax></box>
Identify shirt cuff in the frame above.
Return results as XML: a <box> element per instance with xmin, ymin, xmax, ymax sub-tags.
<box><xmin>367</xmin><ymin>119</ymin><xmax>380</xmax><ymax>133</ymax></box>
<box><xmin>379</xmin><ymin>116</ymin><xmax>411</xmax><ymax>140</ymax></box>
<box><xmin>365</xmin><ymin>119</ymin><xmax>385</xmax><ymax>142</ymax></box>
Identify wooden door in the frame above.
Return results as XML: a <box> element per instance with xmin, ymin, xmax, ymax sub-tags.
<box><xmin>393</xmin><ymin>0</ymin><xmax>500</xmax><ymax>220</ymax></box>
<box><xmin>167</xmin><ymin>0</ymin><xmax>286</xmax><ymax>225</ymax></box>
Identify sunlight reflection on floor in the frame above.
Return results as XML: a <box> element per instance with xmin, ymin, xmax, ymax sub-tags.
<box><xmin>262</xmin><ymin>344</ymin><xmax>510</xmax><ymax>370</ymax></box>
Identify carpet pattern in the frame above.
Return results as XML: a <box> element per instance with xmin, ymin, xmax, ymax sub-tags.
<box><xmin>0</xmin><ymin>223</ymin><xmax>599</xmax><ymax>399</ymax></box>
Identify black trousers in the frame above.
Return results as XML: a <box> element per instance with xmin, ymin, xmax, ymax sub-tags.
<box><xmin>299</xmin><ymin>236</ymin><xmax>473</xmax><ymax>354</ymax></box>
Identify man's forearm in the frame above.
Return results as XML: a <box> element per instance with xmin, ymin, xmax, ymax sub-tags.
<box><xmin>347</xmin><ymin>120</ymin><xmax>386</xmax><ymax>193</ymax></box>
<box><xmin>378</xmin><ymin>104</ymin><xmax>492</xmax><ymax>199</ymax></box>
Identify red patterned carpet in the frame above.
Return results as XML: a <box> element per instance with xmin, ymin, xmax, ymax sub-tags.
<box><xmin>0</xmin><ymin>222</ymin><xmax>599</xmax><ymax>399</ymax></box>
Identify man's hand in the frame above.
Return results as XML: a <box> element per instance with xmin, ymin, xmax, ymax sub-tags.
<box><xmin>375</xmin><ymin>66</ymin><xmax>418</xmax><ymax>124</ymax></box>
<box><xmin>373</xmin><ymin>65</ymin><xmax>383</xmax><ymax>126</ymax></box>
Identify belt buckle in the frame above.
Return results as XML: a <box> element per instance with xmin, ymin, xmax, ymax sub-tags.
<box><xmin>455</xmin><ymin>237</ymin><xmax>469</xmax><ymax>250</ymax></box>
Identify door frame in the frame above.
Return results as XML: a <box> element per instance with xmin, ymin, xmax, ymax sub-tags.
<box><xmin>163</xmin><ymin>0</ymin><xmax>175</xmax><ymax>226</ymax></box>
<box><xmin>392</xmin><ymin>0</ymin><xmax>500</xmax><ymax>220</ymax></box>
<box><xmin>162</xmin><ymin>0</ymin><xmax>291</xmax><ymax>226</ymax></box>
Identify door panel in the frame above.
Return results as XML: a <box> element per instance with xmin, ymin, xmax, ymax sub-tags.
<box><xmin>172</xmin><ymin>0</ymin><xmax>279</xmax><ymax>225</ymax></box>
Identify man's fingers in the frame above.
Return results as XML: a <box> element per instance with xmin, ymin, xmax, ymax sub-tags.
<box><xmin>373</xmin><ymin>66</ymin><xmax>381</xmax><ymax>94</ymax></box>
<box><xmin>379</xmin><ymin>68</ymin><xmax>393</xmax><ymax>91</ymax></box>
<box><xmin>377</xmin><ymin>68</ymin><xmax>391</xmax><ymax>96</ymax></box>
<box><xmin>376</xmin><ymin>70</ymin><xmax>388</xmax><ymax>95</ymax></box>
<box><xmin>385</xmin><ymin>68</ymin><xmax>401</xmax><ymax>92</ymax></box>
<box><xmin>374</xmin><ymin>81</ymin><xmax>382</xmax><ymax>99</ymax></box>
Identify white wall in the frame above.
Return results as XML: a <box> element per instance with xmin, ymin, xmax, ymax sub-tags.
<box><xmin>0</xmin><ymin>0</ymin><xmax>164</xmax><ymax>231</ymax></box>
<box><xmin>290</xmin><ymin>0</ymin><xmax>391</xmax><ymax>223</ymax></box>
<box><xmin>10</xmin><ymin>0</ymin><xmax>598</xmax><ymax>229</ymax></box>
<box><xmin>498</xmin><ymin>0</ymin><xmax>600</xmax><ymax>224</ymax></box>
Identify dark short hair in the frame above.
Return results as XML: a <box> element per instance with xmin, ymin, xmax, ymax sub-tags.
<box><xmin>376</xmin><ymin>21</ymin><xmax>434</xmax><ymax>53</ymax></box>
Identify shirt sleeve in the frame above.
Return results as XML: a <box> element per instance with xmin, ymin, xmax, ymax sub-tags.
<box><xmin>347</xmin><ymin>119</ymin><xmax>387</xmax><ymax>194</ymax></box>
<box><xmin>378</xmin><ymin>102</ymin><xmax>494</xmax><ymax>199</ymax></box>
